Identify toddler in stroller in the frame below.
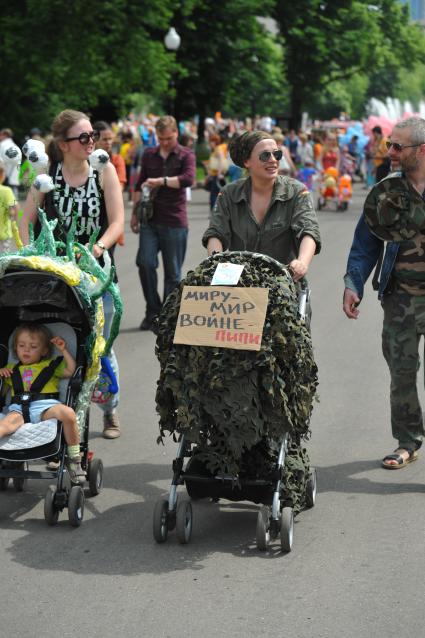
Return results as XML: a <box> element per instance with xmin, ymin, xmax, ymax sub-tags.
<box><xmin>0</xmin><ymin>323</ymin><xmax>84</xmax><ymax>482</ymax></box>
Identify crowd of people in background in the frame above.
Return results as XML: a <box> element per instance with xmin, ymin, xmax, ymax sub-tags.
<box><xmin>0</xmin><ymin>111</ymin><xmax>390</xmax><ymax>214</ymax></box>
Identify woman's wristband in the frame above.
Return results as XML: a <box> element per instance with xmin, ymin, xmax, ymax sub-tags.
<box><xmin>95</xmin><ymin>240</ymin><xmax>106</xmax><ymax>252</ymax></box>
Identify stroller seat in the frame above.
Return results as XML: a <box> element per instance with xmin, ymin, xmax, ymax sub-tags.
<box><xmin>0</xmin><ymin>419</ymin><xmax>58</xmax><ymax>458</ymax></box>
<box><xmin>0</xmin><ymin>321</ymin><xmax>77</xmax><ymax>462</ymax></box>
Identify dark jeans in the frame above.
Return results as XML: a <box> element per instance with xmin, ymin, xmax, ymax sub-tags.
<box><xmin>209</xmin><ymin>177</ymin><xmax>221</xmax><ymax>210</ymax></box>
<box><xmin>136</xmin><ymin>222</ymin><xmax>188</xmax><ymax>320</ymax></box>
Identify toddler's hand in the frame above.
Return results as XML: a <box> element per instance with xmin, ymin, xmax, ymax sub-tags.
<box><xmin>0</xmin><ymin>367</ymin><xmax>12</xmax><ymax>378</ymax></box>
<box><xmin>51</xmin><ymin>336</ymin><xmax>66</xmax><ymax>352</ymax></box>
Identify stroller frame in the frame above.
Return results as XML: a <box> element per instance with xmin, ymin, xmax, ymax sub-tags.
<box><xmin>153</xmin><ymin>285</ymin><xmax>317</xmax><ymax>550</ymax></box>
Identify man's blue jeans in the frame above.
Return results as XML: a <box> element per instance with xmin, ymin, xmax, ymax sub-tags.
<box><xmin>136</xmin><ymin>222</ymin><xmax>188</xmax><ymax>320</ymax></box>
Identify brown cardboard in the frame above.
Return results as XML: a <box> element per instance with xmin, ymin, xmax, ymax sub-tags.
<box><xmin>173</xmin><ymin>286</ymin><xmax>269</xmax><ymax>351</ymax></box>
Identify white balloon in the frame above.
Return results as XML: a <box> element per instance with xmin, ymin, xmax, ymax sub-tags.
<box><xmin>88</xmin><ymin>149</ymin><xmax>110</xmax><ymax>172</ymax></box>
<box><xmin>1</xmin><ymin>144</ymin><xmax>22</xmax><ymax>167</ymax></box>
<box><xmin>22</xmin><ymin>139</ymin><xmax>45</xmax><ymax>158</ymax></box>
<box><xmin>33</xmin><ymin>174</ymin><xmax>55</xmax><ymax>193</ymax></box>
<box><xmin>28</xmin><ymin>150</ymin><xmax>49</xmax><ymax>172</ymax></box>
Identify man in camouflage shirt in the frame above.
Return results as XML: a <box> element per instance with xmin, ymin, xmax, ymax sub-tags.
<box><xmin>343</xmin><ymin>117</ymin><xmax>425</xmax><ymax>469</ymax></box>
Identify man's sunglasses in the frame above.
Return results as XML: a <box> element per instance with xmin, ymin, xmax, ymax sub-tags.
<box><xmin>385</xmin><ymin>140</ymin><xmax>423</xmax><ymax>152</ymax></box>
<box><xmin>258</xmin><ymin>149</ymin><xmax>283</xmax><ymax>162</ymax></box>
<box><xmin>65</xmin><ymin>131</ymin><xmax>100</xmax><ymax>145</ymax></box>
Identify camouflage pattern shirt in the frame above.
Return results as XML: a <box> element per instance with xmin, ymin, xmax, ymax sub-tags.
<box><xmin>363</xmin><ymin>171</ymin><xmax>425</xmax><ymax>295</ymax></box>
<box><xmin>202</xmin><ymin>175</ymin><xmax>321</xmax><ymax>264</ymax></box>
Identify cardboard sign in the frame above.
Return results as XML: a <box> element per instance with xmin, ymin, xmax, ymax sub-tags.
<box><xmin>173</xmin><ymin>286</ymin><xmax>269</xmax><ymax>351</ymax></box>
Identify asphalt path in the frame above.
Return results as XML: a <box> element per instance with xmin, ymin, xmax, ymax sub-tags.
<box><xmin>2</xmin><ymin>184</ymin><xmax>425</xmax><ymax>638</ymax></box>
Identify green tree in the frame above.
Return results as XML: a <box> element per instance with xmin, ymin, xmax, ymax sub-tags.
<box><xmin>222</xmin><ymin>39</ymin><xmax>287</xmax><ymax>120</ymax></box>
<box><xmin>0</xmin><ymin>0</ymin><xmax>181</xmax><ymax>139</ymax></box>
<box><xmin>273</xmin><ymin>0</ymin><xmax>425</xmax><ymax>126</ymax></box>
<box><xmin>395</xmin><ymin>62</ymin><xmax>425</xmax><ymax>109</ymax></box>
<box><xmin>171</xmin><ymin>0</ymin><xmax>287</xmax><ymax>139</ymax></box>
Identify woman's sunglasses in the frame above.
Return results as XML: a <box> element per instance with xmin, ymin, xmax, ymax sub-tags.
<box><xmin>65</xmin><ymin>131</ymin><xmax>100</xmax><ymax>145</ymax></box>
<box><xmin>258</xmin><ymin>149</ymin><xmax>283</xmax><ymax>162</ymax></box>
<box><xmin>385</xmin><ymin>140</ymin><xmax>423</xmax><ymax>152</ymax></box>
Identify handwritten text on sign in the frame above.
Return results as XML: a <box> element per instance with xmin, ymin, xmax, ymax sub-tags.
<box><xmin>173</xmin><ymin>286</ymin><xmax>269</xmax><ymax>351</ymax></box>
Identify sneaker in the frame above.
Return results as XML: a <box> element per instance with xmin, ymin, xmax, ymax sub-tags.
<box><xmin>66</xmin><ymin>456</ymin><xmax>86</xmax><ymax>484</ymax></box>
<box><xmin>103</xmin><ymin>411</ymin><xmax>121</xmax><ymax>439</ymax></box>
<box><xmin>46</xmin><ymin>459</ymin><xmax>60</xmax><ymax>470</ymax></box>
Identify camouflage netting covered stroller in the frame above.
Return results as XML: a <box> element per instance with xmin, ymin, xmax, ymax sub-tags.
<box><xmin>153</xmin><ymin>251</ymin><xmax>318</xmax><ymax>551</ymax></box>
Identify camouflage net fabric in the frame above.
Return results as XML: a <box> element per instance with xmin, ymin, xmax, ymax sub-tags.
<box><xmin>364</xmin><ymin>172</ymin><xmax>425</xmax><ymax>242</ymax></box>
<box><xmin>156</xmin><ymin>252</ymin><xmax>318</xmax><ymax>511</ymax></box>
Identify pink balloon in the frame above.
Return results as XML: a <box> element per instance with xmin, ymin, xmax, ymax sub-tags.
<box><xmin>363</xmin><ymin>116</ymin><xmax>394</xmax><ymax>137</ymax></box>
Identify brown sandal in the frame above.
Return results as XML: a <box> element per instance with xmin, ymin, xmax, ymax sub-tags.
<box><xmin>382</xmin><ymin>448</ymin><xmax>418</xmax><ymax>470</ymax></box>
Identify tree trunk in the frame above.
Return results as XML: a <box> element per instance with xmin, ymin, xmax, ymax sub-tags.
<box><xmin>290</xmin><ymin>87</ymin><xmax>304</xmax><ymax>130</ymax></box>
<box><xmin>197</xmin><ymin>106</ymin><xmax>206</xmax><ymax>143</ymax></box>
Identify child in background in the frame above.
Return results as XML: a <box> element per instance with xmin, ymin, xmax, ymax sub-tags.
<box><xmin>297</xmin><ymin>161</ymin><xmax>317</xmax><ymax>192</ymax></box>
<box><xmin>0</xmin><ymin>162</ymin><xmax>17</xmax><ymax>254</ymax></box>
<box><xmin>0</xmin><ymin>323</ymin><xmax>85</xmax><ymax>483</ymax></box>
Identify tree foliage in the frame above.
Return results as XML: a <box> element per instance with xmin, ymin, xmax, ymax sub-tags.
<box><xmin>0</xmin><ymin>0</ymin><xmax>180</xmax><ymax>138</ymax></box>
<box><xmin>1</xmin><ymin>0</ymin><xmax>425</xmax><ymax>138</ymax></box>
<box><xmin>273</xmin><ymin>0</ymin><xmax>425</xmax><ymax>126</ymax></box>
<box><xmin>171</xmin><ymin>0</ymin><xmax>287</xmax><ymax>133</ymax></box>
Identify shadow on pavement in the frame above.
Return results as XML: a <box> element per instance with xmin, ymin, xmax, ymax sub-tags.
<box><xmin>315</xmin><ymin>458</ymin><xmax>425</xmax><ymax>495</ymax></box>
<box><xmin>3</xmin><ymin>456</ymin><xmax>419</xmax><ymax>575</ymax></box>
<box><xmin>0</xmin><ymin>461</ymin><xmax>294</xmax><ymax>574</ymax></box>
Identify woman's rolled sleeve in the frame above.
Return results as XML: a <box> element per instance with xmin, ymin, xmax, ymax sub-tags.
<box><xmin>202</xmin><ymin>191</ymin><xmax>231</xmax><ymax>249</ymax></box>
<box><xmin>291</xmin><ymin>189</ymin><xmax>321</xmax><ymax>254</ymax></box>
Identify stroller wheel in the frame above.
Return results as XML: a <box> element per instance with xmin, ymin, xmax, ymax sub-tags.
<box><xmin>176</xmin><ymin>499</ymin><xmax>193</xmax><ymax>544</ymax></box>
<box><xmin>68</xmin><ymin>485</ymin><xmax>85</xmax><ymax>527</ymax></box>
<box><xmin>256</xmin><ymin>505</ymin><xmax>271</xmax><ymax>551</ymax></box>
<box><xmin>305</xmin><ymin>468</ymin><xmax>317</xmax><ymax>508</ymax></box>
<box><xmin>0</xmin><ymin>477</ymin><xmax>9</xmax><ymax>491</ymax></box>
<box><xmin>13</xmin><ymin>462</ymin><xmax>28</xmax><ymax>492</ymax></box>
<box><xmin>13</xmin><ymin>477</ymin><xmax>27</xmax><ymax>492</ymax></box>
<box><xmin>87</xmin><ymin>458</ymin><xmax>103</xmax><ymax>496</ymax></box>
<box><xmin>44</xmin><ymin>485</ymin><xmax>60</xmax><ymax>526</ymax></box>
<box><xmin>280</xmin><ymin>507</ymin><xmax>294</xmax><ymax>552</ymax></box>
<box><xmin>153</xmin><ymin>498</ymin><xmax>169</xmax><ymax>543</ymax></box>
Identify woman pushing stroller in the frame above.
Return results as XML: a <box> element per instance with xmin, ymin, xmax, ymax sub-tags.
<box><xmin>202</xmin><ymin>130</ymin><xmax>321</xmax><ymax>279</ymax></box>
<box><xmin>154</xmin><ymin>130</ymin><xmax>321</xmax><ymax>547</ymax></box>
<box><xmin>0</xmin><ymin>323</ymin><xmax>84</xmax><ymax>482</ymax></box>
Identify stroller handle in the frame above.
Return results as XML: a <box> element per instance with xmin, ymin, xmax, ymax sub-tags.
<box><xmin>209</xmin><ymin>250</ymin><xmax>311</xmax><ymax>320</ymax></box>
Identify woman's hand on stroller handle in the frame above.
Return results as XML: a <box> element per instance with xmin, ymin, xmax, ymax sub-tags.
<box><xmin>288</xmin><ymin>258</ymin><xmax>308</xmax><ymax>282</ymax></box>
